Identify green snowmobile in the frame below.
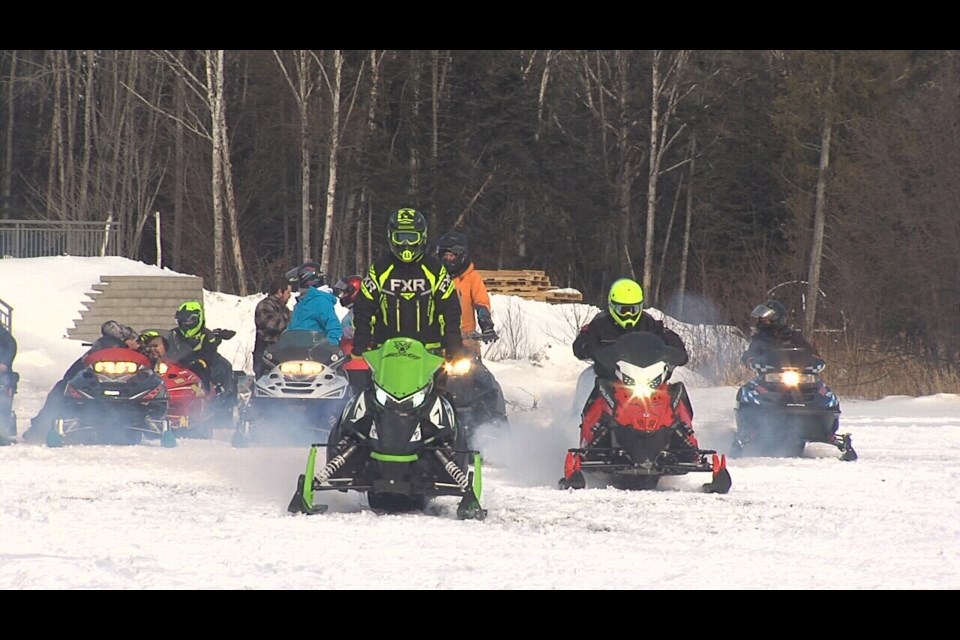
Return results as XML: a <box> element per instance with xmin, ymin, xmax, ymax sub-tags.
<box><xmin>288</xmin><ymin>337</ymin><xmax>485</xmax><ymax>520</ymax></box>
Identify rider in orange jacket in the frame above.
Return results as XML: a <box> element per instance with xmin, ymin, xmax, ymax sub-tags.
<box><xmin>436</xmin><ymin>231</ymin><xmax>498</xmax><ymax>357</ymax></box>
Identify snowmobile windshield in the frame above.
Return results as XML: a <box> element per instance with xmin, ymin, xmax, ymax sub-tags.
<box><xmin>266</xmin><ymin>330</ymin><xmax>344</xmax><ymax>367</ymax></box>
<box><xmin>364</xmin><ymin>337</ymin><xmax>445</xmax><ymax>400</ymax></box>
<box><xmin>752</xmin><ymin>345</ymin><xmax>820</xmax><ymax>370</ymax></box>
<box><xmin>594</xmin><ymin>332</ymin><xmax>685</xmax><ymax>374</ymax></box>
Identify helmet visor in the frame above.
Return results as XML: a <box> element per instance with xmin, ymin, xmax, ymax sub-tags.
<box><xmin>392</xmin><ymin>230</ymin><xmax>423</xmax><ymax>245</ymax></box>
<box><xmin>175</xmin><ymin>310</ymin><xmax>201</xmax><ymax>330</ymax></box>
<box><xmin>611</xmin><ymin>303</ymin><xmax>641</xmax><ymax>317</ymax></box>
<box><xmin>751</xmin><ymin>304</ymin><xmax>777</xmax><ymax>323</ymax></box>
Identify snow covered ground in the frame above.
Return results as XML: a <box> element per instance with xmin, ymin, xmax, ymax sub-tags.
<box><xmin>1</xmin><ymin>256</ymin><xmax>958</xmax><ymax>589</ymax></box>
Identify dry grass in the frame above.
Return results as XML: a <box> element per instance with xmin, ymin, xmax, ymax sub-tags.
<box><xmin>818</xmin><ymin>343</ymin><xmax>960</xmax><ymax>399</ymax></box>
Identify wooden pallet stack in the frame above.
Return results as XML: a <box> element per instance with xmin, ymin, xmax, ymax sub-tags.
<box><xmin>474</xmin><ymin>269</ymin><xmax>583</xmax><ymax>304</ymax></box>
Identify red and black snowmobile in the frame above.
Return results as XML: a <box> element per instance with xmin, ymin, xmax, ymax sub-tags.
<box><xmin>141</xmin><ymin>328</ymin><xmax>239</xmax><ymax>439</ymax></box>
<box><xmin>157</xmin><ymin>358</ymin><xmax>220</xmax><ymax>439</ymax></box>
<box><xmin>560</xmin><ymin>332</ymin><xmax>731</xmax><ymax>493</ymax></box>
<box><xmin>45</xmin><ymin>345</ymin><xmax>175</xmax><ymax>447</ymax></box>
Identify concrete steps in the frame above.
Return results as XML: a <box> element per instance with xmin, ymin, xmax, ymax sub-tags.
<box><xmin>67</xmin><ymin>275</ymin><xmax>204</xmax><ymax>343</ymax></box>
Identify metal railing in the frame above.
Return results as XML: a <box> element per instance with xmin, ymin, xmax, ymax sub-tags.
<box><xmin>0</xmin><ymin>220</ymin><xmax>122</xmax><ymax>258</ymax></box>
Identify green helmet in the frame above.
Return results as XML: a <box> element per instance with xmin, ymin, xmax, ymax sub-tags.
<box><xmin>387</xmin><ymin>207</ymin><xmax>428</xmax><ymax>263</ymax></box>
<box><xmin>608</xmin><ymin>278</ymin><xmax>644</xmax><ymax>329</ymax></box>
<box><xmin>175</xmin><ymin>300</ymin><xmax>204</xmax><ymax>339</ymax></box>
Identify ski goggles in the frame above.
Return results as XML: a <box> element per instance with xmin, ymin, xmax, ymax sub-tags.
<box><xmin>391</xmin><ymin>230</ymin><xmax>423</xmax><ymax>245</ymax></box>
<box><xmin>612</xmin><ymin>303</ymin><xmax>642</xmax><ymax>317</ymax></box>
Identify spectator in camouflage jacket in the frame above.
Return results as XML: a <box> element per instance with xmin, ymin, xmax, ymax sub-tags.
<box><xmin>253</xmin><ymin>275</ymin><xmax>293</xmax><ymax>378</ymax></box>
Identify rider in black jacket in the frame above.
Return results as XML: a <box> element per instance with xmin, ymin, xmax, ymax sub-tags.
<box><xmin>572</xmin><ymin>278</ymin><xmax>698</xmax><ymax>459</ymax></box>
<box><xmin>573</xmin><ymin>280</ymin><xmax>688</xmax><ymax>378</ymax></box>
<box><xmin>741</xmin><ymin>300</ymin><xmax>820</xmax><ymax>367</ymax></box>
<box><xmin>351</xmin><ymin>208</ymin><xmax>464</xmax><ymax>362</ymax></box>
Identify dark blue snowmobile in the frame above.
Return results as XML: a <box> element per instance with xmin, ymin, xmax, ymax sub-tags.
<box><xmin>732</xmin><ymin>346</ymin><xmax>856</xmax><ymax>460</ymax></box>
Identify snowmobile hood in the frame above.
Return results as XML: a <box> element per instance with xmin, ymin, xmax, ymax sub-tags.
<box><xmin>364</xmin><ymin>337</ymin><xmax>444</xmax><ymax>400</ymax></box>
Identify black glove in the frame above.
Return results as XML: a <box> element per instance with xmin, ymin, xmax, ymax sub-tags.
<box><xmin>478</xmin><ymin>315</ymin><xmax>498</xmax><ymax>344</ymax></box>
<box><xmin>476</xmin><ymin>307</ymin><xmax>498</xmax><ymax>344</ymax></box>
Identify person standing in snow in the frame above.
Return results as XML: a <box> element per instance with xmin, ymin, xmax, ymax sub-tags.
<box><xmin>252</xmin><ymin>275</ymin><xmax>293</xmax><ymax>378</ymax></box>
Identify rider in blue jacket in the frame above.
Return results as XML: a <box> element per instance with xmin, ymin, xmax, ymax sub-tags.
<box><xmin>286</xmin><ymin>262</ymin><xmax>343</xmax><ymax>345</ymax></box>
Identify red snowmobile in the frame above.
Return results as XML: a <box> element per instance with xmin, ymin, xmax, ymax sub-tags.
<box><xmin>142</xmin><ymin>328</ymin><xmax>239</xmax><ymax>439</ymax></box>
<box><xmin>560</xmin><ymin>332</ymin><xmax>731</xmax><ymax>493</ymax></box>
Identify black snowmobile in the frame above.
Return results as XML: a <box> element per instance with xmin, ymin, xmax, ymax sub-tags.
<box><xmin>441</xmin><ymin>331</ymin><xmax>509</xmax><ymax>447</ymax></box>
<box><xmin>0</xmin><ymin>368</ymin><xmax>18</xmax><ymax>445</ymax></box>
<box><xmin>45</xmin><ymin>345</ymin><xmax>175</xmax><ymax>447</ymax></box>
<box><xmin>233</xmin><ymin>330</ymin><xmax>352</xmax><ymax>447</ymax></box>
<box><xmin>732</xmin><ymin>346</ymin><xmax>856</xmax><ymax>460</ymax></box>
<box><xmin>288</xmin><ymin>337</ymin><xmax>485</xmax><ymax>520</ymax></box>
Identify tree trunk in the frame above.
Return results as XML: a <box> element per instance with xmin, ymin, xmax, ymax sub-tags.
<box><xmin>214</xmin><ymin>52</ymin><xmax>248</xmax><ymax>295</ymax></box>
<box><xmin>320</xmin><ymin>50</ymin><xmax>343</xmax><ymax>276</ymax></box>
<box><xmin>616</xmin><ymin>50</ymin><xmax>635</xmax><ymax>278</ymax></box>
<box><xmin>274</xmin><ymin>50</ymin><xmax>318</xmax><ymax>265</ymax></box>
<box><xmin>205</xmin><ymin>51</ymin><xmax>226</xmax><ymax>292</ymax></box>
<box><xmin>173</xmin><ymin>52</ymin><xmax>185</xmax><ymax>271</ymax></box>
<box><xmin>3</xmin><ymin>51</ymin><xmax>17</xmax><ymax>219</ymax></box>
<box><xmin>643</xmin><ymin>51</ymin><xmax>662</xmax><ymax>297</ymax></box>
<box><xmin>804</xmin><ymin>53</ymin><xmax>838</xmax><ymax>336</ymax></box>
<box><xmin>677</xmin><ymin>133</ymin><xmax>696</xmax><ymax>318</ymax></box>
<box><xmin>78</xmin><ymin>50</ymin><xmax>95</xmax><ymax>224</ymax></box>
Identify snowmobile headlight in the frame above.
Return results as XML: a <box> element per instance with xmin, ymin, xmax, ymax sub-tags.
<box><xmin>156</xmin><ymin>362</ymin><xmax>169</xmax><ymax>375</ymax></box>
<box><xmin>628</xmin><ymin>383</ymin><xmax>656</xmax><ymax>399</ymax></box>
<box><xmin>94</xmin><ymin>361</ymin><xmax>140</xmax><ymax>376</ymax></box>
<box><xmin>617</xmin><ymin>360</ymin><xmax>665</xmax><ymax>398</ymax></box>
<box><xmin>408</xmin><ymin>389</ymin><xmax>428</xmax><ymax>408</ymax></box>
<box><xmin>374</xmin><ymin>386</ymin><xmax>429</xmax><ymax>410</ymax></box>
<box><xmin>443</xmin><ymin>358</ymin><xmax>472</xmax><ymax>376</ymax></box>
<box><xmin>781</xmin><ymin>370</ymin><xmax>801</xmax><ymax>386</ymax></box>
<box><xmin>279</xmin><ymin>360</ymin><xmax>325</xmax><ymax>376</ymax></box>
<box><xmin>764</xmin><ymin>371</ymin><xmax>817</xmax><ymax>386</ymax></box>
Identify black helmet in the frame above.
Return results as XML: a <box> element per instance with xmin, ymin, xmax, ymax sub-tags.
<box><xmin>751</xmin><ymin>299</ymin><xmax>787</xmax><ymax>331</ymax></box>
<box><xmin>387</xmin><ymin>208</ymin><xmax>428</xmax><ymax>263</ymax></box>
<box><xmin>294</xmin><ymin>261</ymin><xmax>325</xmax><ymax>290</ymax></box>
<box><xmin>436</xmin><ymin>231</ymin><xmax>469</xmax><ymax>276</ymax></box>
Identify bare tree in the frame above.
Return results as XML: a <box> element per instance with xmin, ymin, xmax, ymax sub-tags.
<box><xmin>2</xmin><ymin>51</ymin><xmax>18</xmax><ymax>219</ymax></box>
<box><xmin>803</xmin><ymin>52</ymin><xmax>838</xmax><ymax>336</ymax></box>
<box><xmin>677</xmin><ymin>133</ymin><xmax>696</xmax><ymax>317</ymax></box>
<box><xmin>318</xmin><ymin>49</ymin><xmax>344</xmax><ymax>276</ymax></box>
<box><xmin>643</xmin><ymin>50</ymin><xmax>690</xmax><ymax>301</ymax></box>
<box><xmin>144</xmin><ymin>50</ymin><xmax>247</xmax><ymax>293</ymax></box>
<box><xmin>273</xmin><ymin>50</ymin><xmax>319</xmax><ymax>264</ymax></box>
<box><xmin>208</xmin><ymin>50</ymin><xmax>248</xmax><ymax>295</ymax></box>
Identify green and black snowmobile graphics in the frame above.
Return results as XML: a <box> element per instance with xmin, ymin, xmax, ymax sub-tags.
<box><xmin>288</xmin><ymin>337</ymin><xmax>485</xmax><ymax>520</ymax></box>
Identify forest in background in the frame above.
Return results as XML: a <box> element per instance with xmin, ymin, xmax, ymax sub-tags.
<box><xmin>1</xmin><ymin>50</ymin><xmax>957</xmax><ymax>397</ymax></box>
